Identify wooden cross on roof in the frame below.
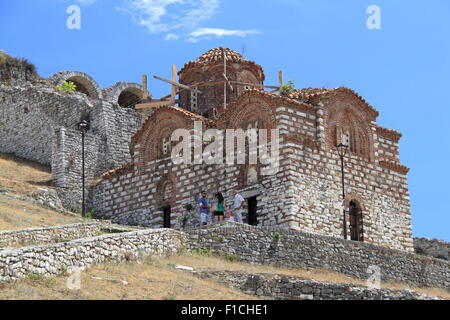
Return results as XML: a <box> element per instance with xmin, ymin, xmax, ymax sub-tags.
<box><xmin>135</xmin><ymin>60</ymin><xmax>286</xmax><ymax>111</ymax></box>
<box><xmin>135</xmin><ymin>64</ymin><xmax>202</xmax><ymax>110</ymax></box>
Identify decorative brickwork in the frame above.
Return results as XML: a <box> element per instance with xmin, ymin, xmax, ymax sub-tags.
<box><xmin>178</xmin><ymin>48</ymin><xmax>265</xmax><ymax>118</ymax></box>
<box><xmin>92</xmin><ymin>46</ymin><xmax>413</xmax><ymax>253</ymax></box>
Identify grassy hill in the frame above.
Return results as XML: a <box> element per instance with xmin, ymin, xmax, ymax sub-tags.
<box><xmin>0</xmin><ymin>153</ymin><xmax>83</xmax><ymax>230</ymax></box>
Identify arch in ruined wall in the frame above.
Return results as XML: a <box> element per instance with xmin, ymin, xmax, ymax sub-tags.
<box><xmin>49</xmin><ymin>71</ymin><xmax>102</xmax><ymax>100</ymax></box>
<box><xmin>102</xmin><ymin>82</ymin><xmax>146</xmax><ymax>108</ymax></box>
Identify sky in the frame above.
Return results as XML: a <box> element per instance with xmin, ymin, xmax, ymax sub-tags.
<box><xmin>0</xmin><ymin>0</ymin><xmax>449</xmax><ymax>241</ymax></box>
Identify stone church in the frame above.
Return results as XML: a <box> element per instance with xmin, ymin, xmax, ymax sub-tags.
<box><xmin>92</xmin><ymin>48</ymin><xmax>413</xmax><ymax>252</ymax></box>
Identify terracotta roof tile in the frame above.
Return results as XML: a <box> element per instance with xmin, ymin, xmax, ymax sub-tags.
<box><xmin>102</xmin><ymin>163</ymin><xmax>133</xmax><ymax>180</ymax></box>
<box><xmin>286</xmin><ymin>87</ymin><xmax>379</xmax><ymax>119</ymax></box>
<box><xmin>179</xmin><ymin>47</ymin><xmax>265</xmax><ymax>80</ymax></box>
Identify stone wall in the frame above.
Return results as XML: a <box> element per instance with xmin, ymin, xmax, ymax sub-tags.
<box><xmin>198</xmin><ymin>271</ymin><xmax>441</xmax><ymax>300</ymax></box>
<box><xmin>186</xmin><ymin>222</ymin><xmax>450</xmax><ymax>289</ymax></box>
<box><xmin>0</xmin><ymin>74</ymin><xmax>142</xmax><ymax>210</ymax></box>
<box><xmin>414</xmin><ymin>237</ymin><xmax>449</xmax><ymax>261</ymax></box>
<box><xmin>0</xmin><ymin>222</ymin><xmax>103</xmax><ymax>247</ymax></box>
<box><xmin>0</xmin><ymin>228</ymin><xmax>186</xmax><ymax>282</ymax></box>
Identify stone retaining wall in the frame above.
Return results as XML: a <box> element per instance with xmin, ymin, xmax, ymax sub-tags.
<box><xmin>186</xmin><ymin>222</ymin><xmax>450</xmax><ymax>289</ymax></box>
<box><xmin>0</xmin><ymin>229</ymin><xmax>186</xmax><ymax>282</ymax></box>
<box><xmin>0</xmin><ymin>223</ymin><xmax>103</xmax><ymax>248</ymax></box>
<box><xmin>198</xmin><ymin>271</ymin><xmax>442</xmax><ymax>300</ymax></box>
<box><xmin>414</xmin><ymin>237</ymin><xmax>449</xmax><ymax>261</ymax></box>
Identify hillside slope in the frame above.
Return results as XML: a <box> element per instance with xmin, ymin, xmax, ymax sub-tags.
<box><xmin>0</xmin><ymin>153</ymin><xmax>83</xmax><ymax>230</ymax></box>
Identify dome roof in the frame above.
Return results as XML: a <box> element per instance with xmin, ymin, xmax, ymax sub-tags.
<box><xmin>179</xmin><ymin>47</ymin><xmax>264</xmax><ymax>80</ymax></box>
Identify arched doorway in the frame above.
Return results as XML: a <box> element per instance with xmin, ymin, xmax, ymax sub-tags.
<box><xmin>349</xmin><ymin>200</ymin><xmax>364</xmax><ymax>241</ymax></box>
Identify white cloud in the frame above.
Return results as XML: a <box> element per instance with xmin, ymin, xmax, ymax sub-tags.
<box><xmin>188</xmin><ymin>28</ymin><xmax>260</xmax><ymax>42</ymax></box>
<box><xmin>122</xmin><ymin>0</ymin><xmax>219</xmax><ymax>33</ymax></box>
<box><xmin>120</xmin><ymin>0</ymin><xmax>260</xmax><ymax>42</ymax></box>
<box><xmin>75</xmin><ymin>0</ymin><xmax>98</xmax><ymax>5</ymax></box>
<box><xmin>165</xmin><ymin>33</ymin><xmax>179</xmax><ymax>41</ymax></box>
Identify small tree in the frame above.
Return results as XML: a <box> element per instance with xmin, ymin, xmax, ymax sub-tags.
<box><xmin>56</xmin><ymin>80</ymin><xmax>77</xmax><ymax>93</ymax></box>
<box><xmin>279</xmin><ymin>80</ymin><xmax>295</xmax><ymax>95</ymax></box>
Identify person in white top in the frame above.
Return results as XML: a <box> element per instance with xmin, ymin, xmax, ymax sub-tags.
<box><xmin>232</xmin><ymin>189</ymin><xmax>245</xmax><ymax>223</ymax></box>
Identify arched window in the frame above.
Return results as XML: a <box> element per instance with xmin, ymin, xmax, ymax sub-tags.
<box><xmin>331</xmin><ymin>121</ymin><xmax>371</xmax><ymax>159</ymax></box>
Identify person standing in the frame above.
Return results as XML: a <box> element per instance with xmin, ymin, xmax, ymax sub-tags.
<box><xmin>214</xmin><ymin>192</ymin><xmax>227</xmax><ymax>223</ymax></box>
<box><xmin>232</xmin><ymin>189</ymin><xmax>245</xmax><ymax>223</ymax></box>
<box><xmin>198</xmin><ymin>191</ymin><xmax>210</xmax><ymax>226</ymax></box>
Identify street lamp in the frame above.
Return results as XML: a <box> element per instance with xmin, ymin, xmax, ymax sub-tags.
<box><xmin>336</xmin><ymin>136</ymin><xmax>349</xmax><ymax>240</ymax></box>
<box><xmin>78</xmin><ymin>120</ymin><xmax>88</xmax><ymax>217</ymax></box>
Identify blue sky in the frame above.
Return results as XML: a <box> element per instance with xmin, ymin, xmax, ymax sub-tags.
<box><xmin>0</xmin><ymin>0</ymin><xmax>449</xmax><ymax>240</ymax></box>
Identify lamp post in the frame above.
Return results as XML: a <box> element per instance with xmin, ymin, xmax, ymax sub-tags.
<box><xmin>337</xmin><ymin>138</ymin><xmax>349</xmax><ymax>240</ymax></box>
<box><xmin>78</xmin><ymin>120</ymin><xmax>88</xmax><ymax>217</ymax></box>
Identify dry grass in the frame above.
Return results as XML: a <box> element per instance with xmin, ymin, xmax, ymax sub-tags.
<box><xmin>0</xmin><ymin>255</ymin><xmax>256</xmax><ymax>300</ymax></box>
<box><xmin>0</xmin><ymin>153</ymin><xmax>53</xmax><ymax>195</ymax></box>
<box><xmin>164</xmin><ymin>253</ymin><xmax>450</xmax><ymax>300</ymax></box>
<box><xmin>0</xmin><ymin>152</ymin><xmax>83</xmax><ymax>230</ymax></box>
<box><xmin>0</xmin><ymin>195</ymin><xmax>83</xmax><ymax>231</ymax></box>
<box><xmin>0</xmin><ymin>253</ymin><xmax>447</xmax><ymax>300</ymax></box>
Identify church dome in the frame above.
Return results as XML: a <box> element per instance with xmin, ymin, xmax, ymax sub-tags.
<box><xmin>178</xmin><ymin>47</ymin><xmax>265</xmax><ymax>118</ymax></box>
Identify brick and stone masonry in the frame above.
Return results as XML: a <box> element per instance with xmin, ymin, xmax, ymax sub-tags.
<box><xmin>0</xmin><ymin>48</ymin><xmax>415</xmax><ymax>253</ymax></box>
<box><xmin>91</xmin><ymin>48</ymin><xmax>413</xmax><ymax>252</ymax></box>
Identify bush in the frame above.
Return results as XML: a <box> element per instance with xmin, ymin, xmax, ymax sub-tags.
<box><xmin>192</xmin><ymin>248</ymin><xmax>212</xmax><ymax>257</ymax></box>
<box><xmin>273</xmin><ymin>231</ymin><xmax>282</xmax><ymax>241</ymax></box>
<box><xmin>0</xmin><ymin>56</ymin><xmax>37</xmax><ymax>75</ymax></box>
<box><xmin>86</xmin><ymin>210</ymin><xmax>95</xmax><ymax>219</ymax></box>
<box><xmin>0</xmin><ymin>54</ymin><xmax>38</xmax><ymax>81</ymax></box>
<box><xmin>279</xmin><ymin>80</ymin><xmax>295</xmax><ymax>95</ymax></box>
<box><xmin>225</xmin><ymin>253</ymin><xmax>239</xmax><ymax>262</ymax></box>
<box><xmin>56</xmin><ymin>80</ymin><xmax>77</xmax><ymax>93</ymax></box>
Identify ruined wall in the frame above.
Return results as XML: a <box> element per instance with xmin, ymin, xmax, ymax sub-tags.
<box><xmin>186</xmin><ymin>222</ymin><xmax>450</xmax><ymax>289</ymax></box>
<box><xmin>0</xmin><ymin>228</ymin><xmax>186</xmax><ymax>282</ymax></box>
<box><xmin>0</xmin><ymin>74</ymin><xmax>142</xmax><ymax>210</ymax></box>
<box><xmin>0</xmin><ymin>82</ymin><xmax>99</xmax><ymax>166</ymax></box>
<box><xmin>199</xmin><ymin>271</ymin><xmax>442</xmax><ymax>300</ymax></box>
<box><xmin>0</xmin><ymin>222</ymin><xmax>103</xmax><ymax>248</ymax></box>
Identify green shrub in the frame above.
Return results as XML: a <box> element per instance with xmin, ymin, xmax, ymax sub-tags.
<box><xmin>192</xmin><ymin>248</ymin><xmax>212</xmax><ymax>257</ymax></box>
<box><xmin>56</xmin><ymin>80</ymin><xmax>77</xmax><ymax>93</ymax></box>
<box><xmin>273</xmin><ymin>232</ymin><xmax>282</xmax><ymax>241</ymax></box>
<box><xmin>69</xmin><ymin>206</ymin><xmax>81</xmax><ymax>214</ymax></box>
<box><xmin>86</xmin><ymin>210</ymin><xmax>95</xmax><ymax>219</ymax></box>
<box><xmin>279</xmin><ymin>80</ymin><xmax>295</xmax><ymax>95</ymax></box>
<box><xmin>225</xmin><ymin>253</ymin><xmax>239</xmax><ymax>262</ymax></box>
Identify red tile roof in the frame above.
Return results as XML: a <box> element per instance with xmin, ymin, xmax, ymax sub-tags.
<box><xmin>102</xmin><ymin>163</ymin><xmax>134</xmax><ymax>180</ymax></box>
<box><xmin>179</xmin><ymin>47</ymin><xmax>265</xmax><ymax>80</ymax></box>
<box><xmin>287</xmin><ymin>87</ymin><xmax>380</xmax><ymax>119</ymax></box>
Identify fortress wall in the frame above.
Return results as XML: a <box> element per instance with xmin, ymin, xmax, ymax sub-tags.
<box><xmin>0</xmin><ymin>222</ymin><xmax>103</xmax><ymax>248</ymax></box>
<box><xmin>0</xmin><ymin>80</ymin><xmax>142</xmax><ymax>210</ymax></box>
<box><xmin>0</xmin><ymin>83</ymin><xmax>97</xmax><ymax>166</ymax></box>
<box><xmin>186</xmin><ymin>222</ymin><xmax>450</xmax><ymax>290</ymax></box>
